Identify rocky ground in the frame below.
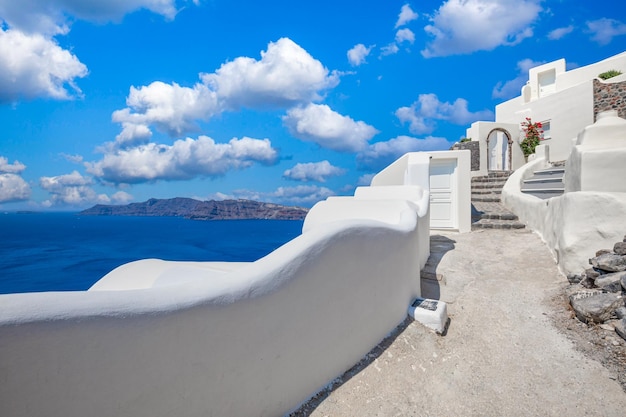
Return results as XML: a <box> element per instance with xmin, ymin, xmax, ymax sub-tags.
<box><xmin>547</xmin><ymin>283</ymin><xmax>626</xmax><ymax>391</ymax></box>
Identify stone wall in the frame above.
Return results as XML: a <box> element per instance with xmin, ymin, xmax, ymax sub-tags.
<box><xmin>450</xmin><ymin>141</ymin><xmax>480</xmax><ymax>171</ymax></box>
<box><xmin>593</xmin><ymin>78</ymin><xmax>626</xmax><ymax>121</ymax></box>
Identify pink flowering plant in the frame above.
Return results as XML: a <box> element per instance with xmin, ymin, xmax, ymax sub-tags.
<box><xmin>520</xmin><ymin>117</ymin><xmax>543</xmax><ymax>158</ymax></box>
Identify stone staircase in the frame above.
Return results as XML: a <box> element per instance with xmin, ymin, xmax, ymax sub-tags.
<box><xmin>520</xmin><ymin>165</ymin><xmax>565</xmax><ymax>199</ymax></box>
<box><xmin>471</xmin><ymin>171</ymin><xmax>525</xmax><ymax>230</ymax></box>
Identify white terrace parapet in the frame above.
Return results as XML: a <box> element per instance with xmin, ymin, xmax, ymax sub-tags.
<box><xmin>0</xmin><ymin>158</ymin><xmax>432</xmax><ymax>417</ymax></box>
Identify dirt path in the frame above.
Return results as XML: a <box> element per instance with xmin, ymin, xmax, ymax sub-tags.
<box><xmin>291</xmin><ymin>229</ymin><xmax>626</xmax><ymax>417</ymax></box>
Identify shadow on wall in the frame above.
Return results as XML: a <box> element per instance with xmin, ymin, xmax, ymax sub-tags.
<box><xmin>289</xmin><ymin>315</ymin><xmax>415</xmax><ymax>417</ymax></box>
<box><xmin>420</xmin><ymin>235</ymin><xmax>457</xmax><ymax>300</ymax></box>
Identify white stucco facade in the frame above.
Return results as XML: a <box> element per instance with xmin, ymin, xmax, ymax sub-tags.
<box><xmin>495</xmin><ymin>52</ymin><xmax>626</xmax><ymax>162</ymax></box>
<box><xmin>0</xmin><ymin>155</ymin><xmax>433</xmax><ymax>417</ymax></box>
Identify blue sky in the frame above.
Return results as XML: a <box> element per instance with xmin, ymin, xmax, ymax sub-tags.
<box><xmin>1</xmin><ymin>0</ymin><xmax>625</xmax><ymax>210</ymax></box>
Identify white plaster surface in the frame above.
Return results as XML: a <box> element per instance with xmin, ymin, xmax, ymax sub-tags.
<box><xmin>566</xmin><ymin>111</ymin><xmax>626</xmax><ymax>193</ymax></box>
<box><xmin>503</xmin><ymin>153</ymin><xmax>626</xmax><ymax>275</ymax></box>
<box><xmin>371</xmin><ymin>150</ymin><xmax>471</xmax><ymax>233</ymax></box>
<box><xmin>0</xmin><ymin>164</ymin><xmax>432</xmax><ymax>417</ymax></box>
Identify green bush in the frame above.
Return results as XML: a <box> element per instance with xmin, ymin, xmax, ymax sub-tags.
<box><xmin>459</xmin><ymin>137</ymin><xmax>471</xmax><ymax>143</ymax></box>
<box><xmin>598</xmin><ymin>70</ymin><xmax>623</xmax><ymax>80</ymax></box>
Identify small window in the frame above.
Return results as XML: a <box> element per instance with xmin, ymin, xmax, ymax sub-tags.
<box><xmin>541</xmin><ymin>121</ymin><xmax>551</xmax><ymax>140</ymax></box>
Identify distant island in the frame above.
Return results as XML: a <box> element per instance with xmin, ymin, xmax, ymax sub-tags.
<box><xmin>79</xmin><ymin>198</ymin><xmax>308</xmax><ymax>220</ymax></box>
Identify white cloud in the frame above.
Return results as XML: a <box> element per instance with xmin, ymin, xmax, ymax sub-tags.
<box><xmin>203</xmin><ymin>37</ymin><xmax>339</xmax><ymax>109</ymax></box>
<box><xmin>0</xmin><ymin>156</ymin><xmax>26</xmax><ymax>174</ymax></box>
<box><xmin>282</xmin><ymin>103</ymin><xmax>379</xmax><ymax>152</ymax></box>
<box><xmin>86</xmin><ymin>135</ymin><xmax>278</xmax><ymax>184</ymax></box>
<box><xmin>380</xmin><ymin>43</ymin><xmax>400</xmax><ymax>57</ymax></box>
<box><xmin>229</xmin><ymin>185</ymin><xmax>336</xmax><ymax>207</ymax></box>
<box><xmin>111</xmin><ymin>191</ymin><xmax>134</xmax><ymax>204</ymax></box>
<box><xmin>0</xmin><ymin>156</ymin><xmax>31</xmax><ymax>203</ymax></box>
<box><xmin>396</xmin><ymin>4</ymin><xmax>418</xmax><ymax>28</ymax></box>
<box><xmin>492</xmin><ymin>58</ymin><xmax>543</xmax><ymax>99</ymax></box>
<box><xmin>113</xmin><ymin>38</ymin><xmax>340</xmax><ymax>142</ymax></box>
<box><xmin>0</xmin><ymin>1</ymin><xmax>196</xmax><ymax>103</ymax></box>
<box><xmin>0</xmin><ymin>28</ymin><xmax>88</xmax><ymax>103</ymax></box>
<box><xmin>421</xmin><ymin>0</ymin><xmax>542</xmax><ymax>58</ymax></box>
<box><xmin>0</xmin><ymin>0</ymin><xmax>180</xmax><ymax>35</ymax></box>
<box><xmin>396</xmin><ymin>28</ymin><xmax>415</xmax><ymax>44</ymax></box>
<box><xmin>548</xmin><ymin>25</ymin><xmax>574</xmax><ymax>41</ymax></box>
<box><xmin>270</xmin><ymin>185</ymin><xmax>334</xmax><ymax>206</ymax></box>
<box><xmin>396</xmin><ymin>93</ymin><xmax>493</xmax><ymax>134</ymax></box>
<box><xmin>60</xmin><ymin>153</ymin><xmax>84</xmax><ymax>164</ymax></box>
<box><xmin>39</xmin><ymin>170</ymin><xmax>109</xmax><ymax>206</ymax></box>
<box><xmin>235</xmin><ymin>185</ymin><xmax>335</xmax><ymax>207</ymax></box>
<box><xmin>358</xmin><ymin>173</ymin><xmax>375</xmax><ymax>186</ymax></box>
<box><xmin>586</xmin><ymin>18</ymin><xmax>626</xmax><ymax>45</ymax></box>
<box><xmin>347</xmin><ymin>43</ymin><xmax>373</xmax><ymax>66</ymax></box>
<box><xmin>115</xmin><ymin>123</ymin><xmax>153</xmax><ymax>147</ymax></box>
<box><xmin>112</xmin><ymin>81</ymin><xmax>219</xmax><ymax>138</ymax></box>
<box><xmin>357</xmin><ymin>135</ymin><xmax>452</xmax><ymax>170</ymax></box>
<box><xmin>283</xmin><ymin>161</ymin><xmax>346</xmax><ymax>182</ymax></box>
<box><xmin>0</xmin><ymin>174</ymin><xmax>31</xmax><ymax>202</ymax></box>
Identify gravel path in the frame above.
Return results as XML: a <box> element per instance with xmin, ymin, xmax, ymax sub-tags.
<box><xmin>290</xmin><ymin>229</ymin><xmax>626</xmax><ymax>417</ymax></box>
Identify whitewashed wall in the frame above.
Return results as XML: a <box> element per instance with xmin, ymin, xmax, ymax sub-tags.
<box><xmin>495</xmin><ymin>52</ymin><xmax>626</xmax><ymax>162</ymax></box>
<box><xmin>0</xmin><ymin>193</ymin><xmax>428</xmax><ymax>417</ymax></box>
<box><xmin>502</xmin><ymin>113</ymin><xmax>626</xmax><ymax>275</ymax></box>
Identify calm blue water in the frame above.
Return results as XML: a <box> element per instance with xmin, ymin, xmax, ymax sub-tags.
<box><xmin>0</xmin><ymin>213</ymin><xmax>303</xmax><ymax>294</ymax></box>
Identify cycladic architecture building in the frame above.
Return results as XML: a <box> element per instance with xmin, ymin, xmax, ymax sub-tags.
<box><xmin>490</xmin><ymin>50</ymin><xmax>626</xmax><ymax>275</ymax></box>
<box><xmin>465</xmin><ymin>51</ymin><xmax>626</xmax><ymax>176</ymax></box>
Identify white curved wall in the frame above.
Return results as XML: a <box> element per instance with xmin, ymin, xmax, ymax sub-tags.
<box><xmin>502</xmin><ymin>146</ymin><xmax>626</xmax><ymax>275</ymax></box>
<box><xmin>0</xmin><ymin>198</ymin><xmax>427</xmax><ymax>417</ymax></box>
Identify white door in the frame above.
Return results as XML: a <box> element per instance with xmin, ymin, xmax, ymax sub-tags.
<box><xmin>429</xmin><ymin>159</ymin><xmax>457</xmax><ymax>229</ymax></box>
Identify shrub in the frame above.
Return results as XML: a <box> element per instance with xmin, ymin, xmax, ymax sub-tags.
<box><xmin>520</xmin><ymin>118</ymin><xmax>543</xmax><ymax>158</ymax></box>
<box><xmin>459</xmin><ymin>137</ymin><xmax>471</xmax><ymax>143</ymax></box>
<box><xmin>598</xmin><ymin>70</ymin><xmax>623</xmax><ymax>80</ymax></box>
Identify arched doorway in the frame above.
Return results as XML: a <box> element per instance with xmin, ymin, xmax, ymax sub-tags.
<box><xmin>485</xmin><ymin>128</ymin><xmax>513</xmax><ymax>171</ymax></box>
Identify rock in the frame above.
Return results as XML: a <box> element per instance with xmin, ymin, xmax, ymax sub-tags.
<box><xmin>614</xmin><ymin>242</ymin><xmax>626</xmax><ymax>255</ymax></box>
<box><xmin>580</xmin><ymin>275</ymin><xmax>596</xmax><ymax>289</ymax></box>
<box><xmin>596</xmin><ymin>249</ymin><xmax>612</xmax><ymax>257</ymax></box>
<box><xmin>615</xmin><ymin>319</ymin><xmax>626</xmax><ymax>341</ymax></box>
<box><xmin>615</xmin><ymin>306</ymin><xmax>626</xmax><ymax>319</ymax></box>
<box><xmin>590</xmin><ymin>253</ymin><xmax>626</xmax><ymax>272</ymax></box>
<box><xmin>580</xmin><ymin>275</ymin><xmax>596</xmax><ymax>288</ymax></box>
<box><xmin>595</xmin><ymin>271</ymin><xmax>626</xmax><ymax>293</ymax></box>
<box><xmin>585</xmin><ymin>268</ymin><xmax>601</xmax><ymax>279</ymax></box>
<box><xmin>567</xmin><ymin>274</ymin><xmax>582</xmax><ymax>284</ymax></box>
<box><xmin>569</xmin><ymin>292</ymin><xmax>624</xmax><ymax>324</ymax></box>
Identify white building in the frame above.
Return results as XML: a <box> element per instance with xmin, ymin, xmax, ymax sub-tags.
<box><xmin>466</xmin><ymin>51</ymin><xmax>626</xmax><ymax>174</ymax></box>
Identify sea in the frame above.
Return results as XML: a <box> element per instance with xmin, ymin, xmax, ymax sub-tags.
<box><xmin>0</xmin><ymin>212</ymin><xmax>304</xmax><ymax>295</ymax></box>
